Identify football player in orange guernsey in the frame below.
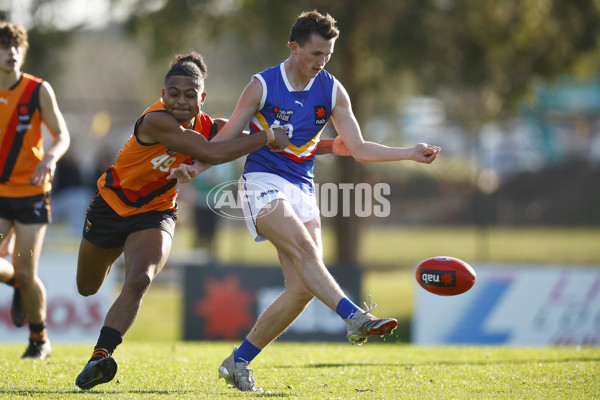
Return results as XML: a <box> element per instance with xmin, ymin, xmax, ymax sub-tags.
<box><xmin>0</xmin><ymin>21</ymin><xmax>71</xmax><ymax>360</ymax></box>
<box><xmin>74</xmin><ymin>51</ymin><xmax>289</xmax><ymax>390</ymax></box>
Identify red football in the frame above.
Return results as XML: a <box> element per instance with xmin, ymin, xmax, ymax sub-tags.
<box><xmin>415</xmin><ymin>256</ymin><xmax>476</xmax><ymax>296</ymax></box>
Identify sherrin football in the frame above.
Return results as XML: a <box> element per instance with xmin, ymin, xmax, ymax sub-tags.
<box><xmin>415</xmin><ymin>256</ymin><xmax>476</xmax><ymax>296</ymax></box>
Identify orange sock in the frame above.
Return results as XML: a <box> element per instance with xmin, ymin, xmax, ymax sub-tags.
<box><xmin>30</xmin><ymin>328</ymin><xmax>47</xmax><ymax>342</ymax></box>
<box><xmin>90</xmin><ymin>348</ymin><xmax>110</xmax><ymax>361</ymax></box>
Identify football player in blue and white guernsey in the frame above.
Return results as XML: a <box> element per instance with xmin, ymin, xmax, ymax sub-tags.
<box><xmin>169</xmin><ymin>10</ymin><xmax>440</xmax><ymax>393</ymax></box>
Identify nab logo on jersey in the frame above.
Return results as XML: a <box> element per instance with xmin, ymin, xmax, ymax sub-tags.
<box><xmin>17</xmin><ymin>103</ymin><xmax>33</xmax><ymax>133</ymax></box>
<box><xmin>314</xmin><ymin>106</ymin><xmax>327</xmax><ymax>125</ymax></box>
<box><xmin>273</xmin><ymin>106</ymin><xmax>294</xmax><ymax>122</ymax></box>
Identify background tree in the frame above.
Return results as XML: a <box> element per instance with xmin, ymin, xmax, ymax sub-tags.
<box><xmin>122</xmin><ymin>0</ymin><xmax>600</xmax><ymax>263</ymax></box>
<box><xmin>9</xmin><ymin>0</ymin><xmax>599</xmax><ymax>263</ymax></box>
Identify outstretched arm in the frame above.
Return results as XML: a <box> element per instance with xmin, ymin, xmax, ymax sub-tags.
<box><xmin>316</xmin><ymin>136</ymin><xmax>352</xmax><ymax>156</ymax></box>
<box><xmin>138</xmin><ymin>111</ymin><xmax>288</xmax><ymax>166</ymax></box>
<box><xmin>167</xmin><ymin>77</ymin><xmax>277</xmax><ymax>183</ymax></box>
<box><xmin>331</xmin><ymin>83</ymin><xmax>440</xmax><ymax>163</ymax></box>
<box><xmin>33</xmin><ymin>82</ymin><xmax>71</xmax><ymax>186</ymax></box>
<box><xmin>166</xmin><ymin>118</ymin><xmax>227</xmax><ymax>182</ymax></box>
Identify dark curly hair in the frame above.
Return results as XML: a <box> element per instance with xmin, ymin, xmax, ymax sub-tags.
<box><xmin>289</xmin><ymin>10</ymin><xmax>339</xmax><ymax>46</ymax></box>
<box><xmin>164</xmin><ymin>51</ymin><xmax>207</xmax><ymax>87</ymax></box>
<box><xmin>0</xmin><ymin>21</ymin><xmax>29</xmax><ymax>56</ymax></box>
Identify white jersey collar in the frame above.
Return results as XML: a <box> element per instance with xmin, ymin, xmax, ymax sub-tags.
<box><xmin>280</xmin><ymin>62</ymin><xmax>315</xmax><ymax>92</ymax></box>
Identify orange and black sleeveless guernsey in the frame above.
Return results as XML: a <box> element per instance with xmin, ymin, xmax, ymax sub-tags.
<box><xmin>0</xmin><ymin>73</ymin><xmax>46</xmax><ymax>198</ymax></box>
<box><xmin>97</xmin><ymin>99</ymin><xmax>216</xmax><ymax>217</ymax></box>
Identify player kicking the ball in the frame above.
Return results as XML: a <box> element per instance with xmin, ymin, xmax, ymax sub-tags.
<box><xmin>74</xmin><ymin>52</ymin><xmax>288</xmax><ymax>390</ymax></box>
<box><xmin>169</xmin><ymin>10</ymin><xmax>440</xmax><ymax>392</ymax></box>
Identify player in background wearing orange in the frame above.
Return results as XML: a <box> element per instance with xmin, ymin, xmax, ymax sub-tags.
<box><xmin>0</xmin><ymin>22</ymin><xmax>71</xmax><ymax>360</ymax></box>
<box><xmin>170</xmin><ymin>11</ymin><xmax>440</xmax><ymax>392</ymax></box>
<box><xmin>74</xmin><ymin>51</ymin><xmax>289</xmax><ymax>390</ymax></box>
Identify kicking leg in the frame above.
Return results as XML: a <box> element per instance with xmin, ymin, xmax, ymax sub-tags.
<box><xmin>256</xmin><ymin>199</ymin><xmax>345</xmax><ymax>310</ymax></box>
<box><xmin>257</xmin><ymin>200</ymin><xmax>397</xmax><ymax>345</ymax></box>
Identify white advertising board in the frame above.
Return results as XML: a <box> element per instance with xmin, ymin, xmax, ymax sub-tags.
<box><xmin>413</xmin><ymin>265</ymin><xmax>600</xmax><ymax>346</ymax></box>
<box><xmin>0</xmin><ymin>253</ymin><xmax>115</xmax><ymax>343</ymax></box>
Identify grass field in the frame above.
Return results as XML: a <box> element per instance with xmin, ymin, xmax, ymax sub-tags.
<box><xmin>209</xmin><ymin>223</ymin><xmax>600</xmax><ymax>267</ymax></box>
<box><xmin>46</xmin><ymin>222</ymin><xmax>600</xmax><ymax>267</ymax></box>
<box><xmin>5</xmin><ymin>224</ymin><xmax>599</xmax><ymax>398</ymax></box>
<box><xmin>124</xmin><ymin>271</ymin><xmax>415</xmax><ymax>343</ymax></box>
<box><xmin>1</xmin><ymin>343</ymin><xmax>598</xmax><ymax>399</ymax></box>
<box><xmin>130</xmin><ymin>224</ymin><xmax>600</xmax><ymax>343</ymax></box>
<box><xmin>47</xmin><ymin>223</ymin><xmax>600</xmax><ymax>343</ymax></box>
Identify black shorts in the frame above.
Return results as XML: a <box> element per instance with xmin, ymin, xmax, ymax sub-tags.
<box><xmin>0</xmin><ymin>193</ymin><xmax>51</xmax><ymax>224</ymax></box>
<box><xmin>82</xmin><ymin>194</ymin><xmax>177</xmax><ymax>248</ymax></box>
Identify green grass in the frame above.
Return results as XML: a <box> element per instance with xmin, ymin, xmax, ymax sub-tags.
<box><xmin>127</xmin><ymin>225</ymin><xmax>600</xmax><ymax>343</ymax></box>
<box><xmin>47</xmin><ymin>222</ymin><xmax>600</xmax><ymax>267</ymax></box>
<box><xmin>122</xmin><ymin>271</ymin><xmax>415</xmax><ymax>343</ymax></box>
<box><xmin>207</xmin><ymin>224</ymin><xmax>600</xmax><ymax>268</ymax></box>
<box><xmin>20</xmin><ymin>224</ymin><xmax>599</xmax><ymax>399</ymax></box>
<box><xmin>126</xmin><ymin>285</ymin><xmax>182</xmax><ymax>342</ymax></box>
<box><xmin>1</xmin><ymin>343</ymin><xmax>598</xmax><ymax>399</ymax></box>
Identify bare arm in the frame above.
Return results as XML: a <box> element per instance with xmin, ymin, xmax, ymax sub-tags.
<box><xmin>166</xmin><ymin>117</ymin><xmax>229</xmax><ymax>182</ymax></box>
<box><xmin>32</xmin><ymin>81</ymin><xmax>71</xmax><ymax>186</ymax></box>
<box><xmin>331</xmin><ymin>83</ymin><xmax>440</xmax><ymax>163</ymax></box>
<box><xmin>166</xmin><ymin>77</ymin><xmax>268</xmax><ymax>182</ymax></box>
<box><xmin>315</xmin><ymin>136</ymin><xmax>352</xmax><ymax>156</ymax></box>
<box><xmin>315</xmin><ymin>138</ymin><xmax>335</xmax><ymax>155</ymax></box>
<box><xmin>137</xmin><ymin>111</ymin><xmax>287</xmax><ymax>166</ymax></box>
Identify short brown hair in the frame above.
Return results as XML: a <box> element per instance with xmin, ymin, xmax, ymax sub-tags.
<box><xmin>0</xmin><ymin>22</ymin><xmax>29</xmax><ymax>55</ymax></box>
<box><xmin>289</xmin><ymin>10</ymin><xmax>339</xmax><ymax>46</ymax></box>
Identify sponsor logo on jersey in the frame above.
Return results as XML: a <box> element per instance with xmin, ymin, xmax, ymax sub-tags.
<box><xmin>167</xmin><ymin>149</ymin><xmax>178</xmax><ymax>156</ymax></box>
<box><xmin>314</xmin><ymin>106</ymin><xmax>327</xmax><ymax>125</ymax></box>
<box><xmin>17</xmin><ymin>104</ymin><xmax>32</xmax><ymax>133</ymax></box>
<box><xmin>273</xmin><ymin>106</ymin><xmax>294</xmax><ymax>122</ymax></box>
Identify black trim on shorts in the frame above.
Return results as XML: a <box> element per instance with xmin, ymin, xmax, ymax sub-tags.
<box><xmin>0</xmin><ymin>192</ymin><xmax>51</xmax><ymax>224</ymax></box>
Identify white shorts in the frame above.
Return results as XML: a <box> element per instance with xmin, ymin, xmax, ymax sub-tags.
<box><xmin>238</xmin><ymin>172</ymin><xmax>320</xmax><ymax>242</ymax></box>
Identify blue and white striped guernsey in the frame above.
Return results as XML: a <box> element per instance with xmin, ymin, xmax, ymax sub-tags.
<box><xmin>243</xmin><ymin>62</ymin><xmax>338</xmax><ymax>194</ymax></box>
